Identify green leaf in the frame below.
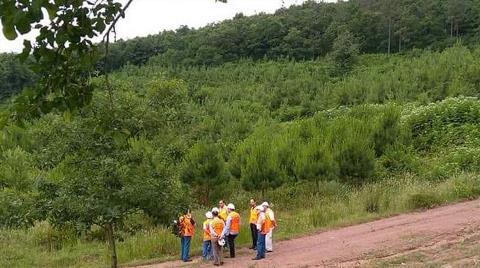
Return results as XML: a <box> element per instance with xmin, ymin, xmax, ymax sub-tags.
<box><xmin>18</xmin><ymin>40</ymin><xmax>32</xmax><ymax>62</ymax></box>
<box><xmin>30</xmin><ymin>0</ymin><xmax>45</xmax><ymax>21</ymax></box>
<box><xmin>2</xmin><ymin>23</ymin><xmax>17</xmax><ymax>40</ymax></box>
<box><xmin>15</xmin><ymin>13</ymin><xmax>32</xmax><ymax>34</ymax></box>
<box><xmin>45</xmin><ymin>3</ymin><xmax>57</xmax><ymax>19</ymax></box>
<box><xmin>95</xmin><ymin>20</ymin><xmax>106</xmax><ymax>33</ymax></box>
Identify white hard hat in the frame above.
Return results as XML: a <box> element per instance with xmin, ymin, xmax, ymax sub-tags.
<box><xmin>261</xmin><ymin>202</ymin><xmax>269</xmax><ymax>207</ymax></box>
<box><xmin>218</xmin><ymin>238</ymin><xmax>226</xmax><ymax>246</ymax></box>
<box><xmin>255</xmin><ymin>205</ymin><xmax>265</xmax><ymax>212</ymax></box>
<box><xmin>211</xmin><ymin>207</ymin><xmax>219</xmax><ymax>213</ymax></box>
<box><xmin>227</xmin><ymin>203</ymin><xmax>235</xmax><ymax>210</ymax></box>
<box><xmin>206</xmin><ymin>211</ymin><xmax>213</xmax><ymax>219</ymax></box>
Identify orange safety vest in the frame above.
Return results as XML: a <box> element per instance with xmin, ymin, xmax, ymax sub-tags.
<box><xmin>219</xmin><ymin>207</ymin><xmax>228</xmax><ymax>221</ymax></box>
<box><xmin>249</xmin><ymin>207</ymin><xmax>257</xmax><ymax>224</ymax></box>
<box><xmin>203</xmin><ymin>219</ymin><xmax>212</xmax><ymax>241</ymax></box>
<box><xmin>210</xmin><ymin>217</ymin><xmax>225</xmax><ymax>237</ymax></box>
<box><xmin>180</xmin><ymin>215</ymin><xmax>194</xmax><ymax>237</ymax></box>
<box><xmin>265</xmin><ymin>208</ymin><xmax>275</xmax><ymax>229</ymax></box>
<box><xmin>229</xmin><ymin>211</ymin><xmax>240</xmax><ymax>233</ymax></box>
<box><xmin>261</xmin><ymin>213</ymin><xmax>272</xmax><ymax>235</ymax></box>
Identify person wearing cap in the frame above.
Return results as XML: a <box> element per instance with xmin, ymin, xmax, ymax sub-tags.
<box><xmin>179</xmin><ymin>210</ymin><xmax>195</xmax><ymax>262</ymax></box>
<box><xmin>202</xmin><ymin>211</ymin><xmax>214</xmax><ymax>261</ymax></box>
<box><xmin>221</xmin><ymin>203</ymin><xmax>241</xmax><ymax>258</ymax></box>
<box><xmin>252</xmin><ymin>205</ymin><xmax>269</xmax><ymax>260</ymax></box>
<box><xmin>262</xmin><ymin>202</ymin><xmax>276</xmax><ymax>252</ymax></box>
<box><xmin>209</xmin><ymin>208</ymin><xmax>225</xmax><ymax>266</ymax></box>
<box><xmin>248</xmin><ymin>199</ymin><xmax>258</xmax><ymax>250</ymax></box>
<box><xmin>218</xmin><ymin>200</ymin><xmax>228</xmax><ymax>222</ymax></box>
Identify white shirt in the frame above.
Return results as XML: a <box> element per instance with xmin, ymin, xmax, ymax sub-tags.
<box><xmin>256</xmin><ymin>212</ymin><xmax>266</xmax><ymax>231</ymax></box>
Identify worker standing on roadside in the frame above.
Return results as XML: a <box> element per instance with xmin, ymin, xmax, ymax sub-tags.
<box><xmin>218</xmin><ymin>200</ymin><xmax>228</xmax><ymax>222</ymax></box>
<box><xmin>249</xmin><ymin>199</ymin><xmax>258</xmax><ymax>250</ymax></box>
<box><xmin>262</xmin><ymin>202</ymin><xmax>277</xmax><ymax>252</ymax></box>
<box><xmin>179</xmin><ymin>210</ymin><xmax>195</xmax><ymax>262</ymax></box>
<box><xmin>202</xmin><ymin>211</ymin><xmax>214</xmax><ymax>261</ymax></box>
<box><xmin>209</xmin><ymin>208</ymin><xmax>225</xmax><ymax>266</ymax></box>
<box><xmin>252</xmin><ymin>205</ymin><xmax>270</xmax><ymax>260</ymax></box>
<box><xmin>221</xmin><ymin>203</ymin><xmax>241</xmax><ymax>258</ymax></box>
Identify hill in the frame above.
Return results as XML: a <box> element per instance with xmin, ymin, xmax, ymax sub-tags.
<box><xmin>2</xmin><ymin>44</ymin><xmax>480</xmax><ymax>266</ymax></box>
<box><xmin>1</xmin><ymin>0</ymin><xmax>480</xmax><ymax>266</ymax></box>
<box><xmin>2</xmin><ymin>0</ymin><xmax>480</xmax><ymax>101</ymax></box>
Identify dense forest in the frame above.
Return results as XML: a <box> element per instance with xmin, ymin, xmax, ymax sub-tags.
<box><xmin>1</xmin><ymin>0</ymin><xmax>480</xmax><ymax>101</ymax></box>
<box><xmin>1</xmin><ymin>0</ymin><xmax>480</xmax><ymax>267</ymax></box>
<box><xmin>0</xmin><ymin>53</ymin><xmax>36</xmax><ymax>101</ymax></box>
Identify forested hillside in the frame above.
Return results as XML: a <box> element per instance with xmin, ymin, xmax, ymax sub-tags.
<box><xmin>2</xmin><ymin>44</ymin><xmax>480</xmax><ymax>267</ymax></box>
<box><xmin>101</xmin><ymin>0</ymin><xmax>480</xmax><ymax>70</ymax></box>
<box><xmin>0</xmin><ymin>54</ymin><xmax>36</xmax><ymax>101</ymax></box>
<box><xmin>1</xmin><ymin>0</ymin><xmax>480</xmax><ymax>101</ymax></box>
<box><xmin>1</xmin><ymin>0</ymin><xmax>480</xmax><ymax>267</ymax></box>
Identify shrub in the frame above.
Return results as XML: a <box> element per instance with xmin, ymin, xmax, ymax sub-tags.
<box><xmin>309</xmin><ymin>203</ymin><xmax>344</xmax><ymax>228</ymax></box>
<box><xmin>293</xmin><ymin>139</ymin><xmax>337</xmax><ymax>186</ymax></box>
<box><xmin>240</xmin><ymin>138</ymin><xmax>285</xmax><ymax>196</ymax></box>
<box><xmin>376</xmin><ymin>144</ymin><xmax>418</xmax><ymax>177</ymax></box>
<box><xmin>444</xmin><ymin>147</ymin><xmax>480</xmax><ymax>172</ymax></box>
<box><xmin>438</xmin><ymin>173</ymin><xmax>480</xmax><ymax>201</ymax></box>
<box><xmin>407</xmin><ymin>192</ymin><xmax>442</xmax><ymax>210</ymax></box>
<box><xmin>328</xmin><ymin>30</ymin><xmax>360</xmax><ymax>76</ymax></box>
<box><xmin>30</xmin><ymin>222</ymin><xmax>76</xmax><ymax>251</ymax></box>
<box><xmin>332</xmin><ymin>118</ymin><xmax>376</xmax><ymax>184</ymax></box>
<box><xmin>373</xmin><ymin>105</ymin><xmax>403</xmax><ymax>157</ymax></box>
<box><xmin>181</xmin><ymin>141</ymin><xmax>227</xmax><ymax>205</ymax></box>
<box><xmin>404</xmin><ymin>97</ymin><xmax>480</xmax><ymax>151</ymax></box>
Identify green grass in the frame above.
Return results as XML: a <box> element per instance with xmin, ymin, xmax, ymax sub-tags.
<box><xmin>2</xmin><ymin>173</ymin><xmax>480</xmax><ymax>268</ymax></box>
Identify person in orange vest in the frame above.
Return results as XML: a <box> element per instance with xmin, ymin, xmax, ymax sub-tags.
<box><xmin>179</xmin><ymin>210</ymin><xmax>195</xmax><ymax>262</ymax></box>
<box><xmin>221</xmin><ymin>203</ymin><xmax>241</xmax><ymax>258</ymax></box>
<box><xmin>252</xmin><ymin>205</ymin><xmax>270</xmax><ymax>260</ymax></box>
<box><xmin>262</xmin><ymin>202</ymin><xmax>277</xmax><ymax>252</ymax></box>
<box><xmin>248</xmin><ymin>199</ymin><xmax>258</xmax><ymax>250</ymax></box>
<box><xmin>202</xmin><ymin>211</ymin><xmax>214</xmax><ymax>261</ymax></box>
<box><xmin>218</xmin><ymin>200</ymin><xmax>228</xmax><ymax>221</ymax></box>
<box><xmin>209</xmin><ymin>207</ymin><xmax>225</xmax><ymax>266</ymax></box>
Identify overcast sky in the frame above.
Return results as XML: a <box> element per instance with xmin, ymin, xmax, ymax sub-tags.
<box><xmin>0</xmin><ymin>0</ymin><xmax>326</xmax><ymax>53</ymax></box>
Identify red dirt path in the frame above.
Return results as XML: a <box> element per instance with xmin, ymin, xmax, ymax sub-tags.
<box><xmin>139</xmin><ymin>199</ymin><xmax>480</xmax><ymax>267</ymax></box>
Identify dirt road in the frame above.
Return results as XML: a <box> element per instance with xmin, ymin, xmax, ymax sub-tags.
<box><xmin>140</xmin><ymin>200</ymin><xmax>480</xmax><ymax>267</ymax></box>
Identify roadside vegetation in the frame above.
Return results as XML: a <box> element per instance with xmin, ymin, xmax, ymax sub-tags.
<box><xmin>1</xmin><ymin>0</ymin><xmax>480</xmax><ymax>267</ymax></box>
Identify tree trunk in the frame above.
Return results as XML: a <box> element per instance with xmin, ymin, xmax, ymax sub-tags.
<box><xmin>455</xmin><ymin>20</ymin><xmax>459</xmax><ymax>38</ymax></box>
<box><xmin>204</xmin><ymin>184</ymin><xmax>210</xmax><ymax>206</ymax></box>
<box><xmin>388</xmin><ymin>18</ymin><xmax>392</xmax><ymax>56</ymax></box>
<box><xmin>450</xmin><ymin>20</ymin><xmax>454</xmax><ymax>37</ymax></box>
<box><xmin>106</xmin><ymin>223</ymin><xmax>118</xmax><ymax>268</ymax></box>
<box><xmin>398</xmin><ymin>36</ymin><xmax>402</xmax><ymax>53</ymax></box>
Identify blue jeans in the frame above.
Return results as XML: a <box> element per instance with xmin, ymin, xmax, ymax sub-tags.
<box><xmin>202</xmin><ymin>240</ymin><xmax>212</xmax><ymax>260</ymax></box>
<box><xmin>180</xmin><ymin>236</ymin><xmax>191</xmax><ymax>261</ymax></box>
<box><xmin>256</xmin><ymin>232</ymin><xmax>266</xmax><ymax>259</ymax></box>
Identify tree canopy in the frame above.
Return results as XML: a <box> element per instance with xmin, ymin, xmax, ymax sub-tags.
<box><xmin>2</xmin><ymin>0</ymin><xmax>480</xmax><ymax>102</ymax></box>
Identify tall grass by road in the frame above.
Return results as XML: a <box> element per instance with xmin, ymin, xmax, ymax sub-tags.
<box><xmin>1</xmin><ymin>173</ymin><xmax>479</xmax><ymax>268</ymax></box>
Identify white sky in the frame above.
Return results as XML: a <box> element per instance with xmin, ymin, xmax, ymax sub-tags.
<box><xmin>0</xmin><ymin>0</ymin><xmax>331</xmax><ymax>53</ymax></box>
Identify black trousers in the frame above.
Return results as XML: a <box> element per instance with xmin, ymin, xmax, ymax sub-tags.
<box><xmin>250</xmin><ymin>223</ymin><xmax>258</xmax><ymax>249</ymax></box>
<box><xmin>227</xmin><ymin>234</ymin><xmax>238</xmax><ymax>257</ymax></box>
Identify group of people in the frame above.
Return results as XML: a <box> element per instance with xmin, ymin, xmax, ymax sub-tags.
<box><xmin>177</xmin><ymin>198</ymin><xmax>276</xmax><ymax>266</ymax></box>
